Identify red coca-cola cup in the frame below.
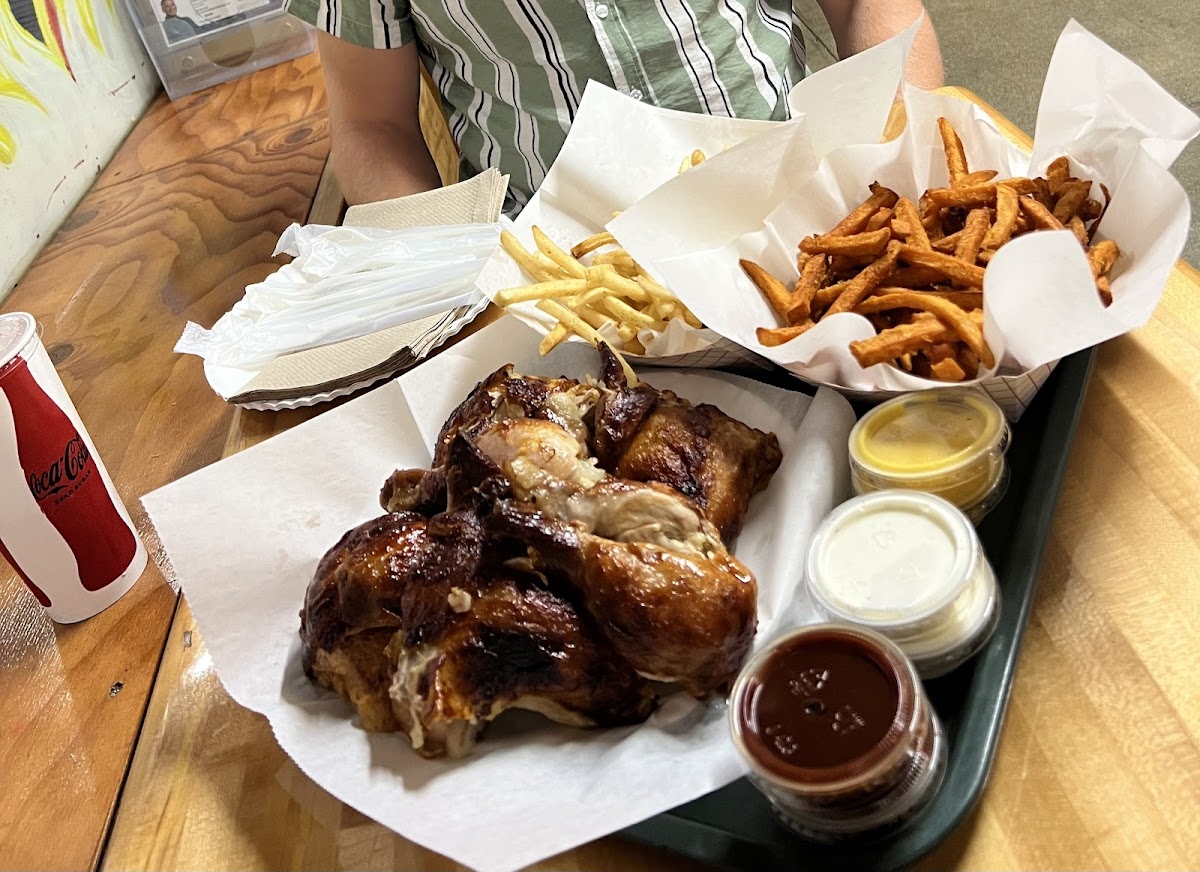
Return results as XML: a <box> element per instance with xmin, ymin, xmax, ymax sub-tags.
<box><xmin>0</xmin><ymin>313</ymin><xmax>147</xmax><ymax>622</ymax></box>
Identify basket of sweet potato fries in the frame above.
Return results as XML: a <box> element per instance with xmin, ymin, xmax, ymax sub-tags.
<box><xmin>740</xmin><ymin>117</ymin><xmax>1117</xmax><ymax>384</ymax></box>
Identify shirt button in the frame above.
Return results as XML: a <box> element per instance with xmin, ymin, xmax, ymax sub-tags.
<box><xmin>595</xmin><ymin>3</ymin><xmax>609</xmax><ymax>19</ymax></box>
<box><xmin>629</xmin><ymin>88</ymin><xmax>644</xmax><ymax>100</ymax></box>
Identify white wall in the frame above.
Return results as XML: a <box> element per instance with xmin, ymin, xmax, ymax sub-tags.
<box><xmin>0</xmin><ymin>0</ymin><xmax>158</xmax><ymax>296</ymax></box>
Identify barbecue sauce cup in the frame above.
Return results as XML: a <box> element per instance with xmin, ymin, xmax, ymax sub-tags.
<box><xmin>729</xmin><ymin>624</ymin><xmax>946</xmax><ymax>842</ymax></box>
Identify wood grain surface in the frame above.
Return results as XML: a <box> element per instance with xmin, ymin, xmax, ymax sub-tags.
<box><xmin>0</xmin><ymin>58</ymin><xmax>330</xmax><ymax>871</ymax></box>
<box><xmin>9</xmin><ymin>73</ymin><xmax>1200</xmax><ymax>872</ymax></box>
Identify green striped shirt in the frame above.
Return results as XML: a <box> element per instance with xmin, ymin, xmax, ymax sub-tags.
<box><xmin>287</xmin><ymin>0</ymin><xmax>806</xmax><ymax>209</ymax></box>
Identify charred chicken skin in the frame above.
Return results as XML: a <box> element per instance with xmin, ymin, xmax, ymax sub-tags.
<box><xmin>302</xmin><ymin>510</ymin><xmax>654</xmax><ymax>758</ymax></box>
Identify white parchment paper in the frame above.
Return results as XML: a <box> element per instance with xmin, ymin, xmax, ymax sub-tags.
<box><xmin>142</xmin><ymin>315</ymin><xmax>854</xmax><ymax>872</ymax></box>
<box><xmin>612</xmin><ymin>20</ymin><xmax>1199</xmax><ymax>392</ymax></box>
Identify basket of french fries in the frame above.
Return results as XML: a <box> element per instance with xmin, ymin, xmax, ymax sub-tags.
<box><xmin>611</xmin><ymin>20</ymin><xmax>1198</xmax><ymax>419</ymax></box>
<box><xmin>471</xmin><ymin>83</ymin><xmax>810</xmax><ymax>372</ymax></box>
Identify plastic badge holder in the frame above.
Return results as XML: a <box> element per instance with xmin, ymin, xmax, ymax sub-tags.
<box><xmin>806</xmin><ymin>491</ymin><xmax>1001</xmax><ymax>679</ymax></box>
<box><xmin>849</xmin><ymin>389</ymin><xmax>1011</xmax><ymax>523</ymax></box>
<box><xmin>123</xmin><ymin>0</ymin><xmax>314</xmax><ymax>101</ymax></box>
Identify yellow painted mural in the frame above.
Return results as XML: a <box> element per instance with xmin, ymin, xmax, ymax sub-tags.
<box><xmin>0</xmin><ymin>0</ymin><xmax>156</xmax><ymax>294</ymax></box>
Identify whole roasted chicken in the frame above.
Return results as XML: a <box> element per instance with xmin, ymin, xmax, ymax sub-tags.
<box><xmin>301</xmin><ymin>346</ymin><xmax>782</xmax><ymax>758</ymax></box>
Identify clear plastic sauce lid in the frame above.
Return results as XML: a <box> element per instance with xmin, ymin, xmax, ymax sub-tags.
<box><xmin>807</xmin><ymin>491</ymin><xmax>978</xmax><ymax>630</ymax></box>
<box><xmin>851</xmin><ymin>388</ymin><xmax>1008</xmax><ymax>482</ymax></box>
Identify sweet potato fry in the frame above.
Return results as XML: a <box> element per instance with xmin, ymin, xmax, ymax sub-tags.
<box><xmin>930</xmin><ymin>357</ymin><xmax>967</xmax><ymax>381</ymax></box>
<box><xmin>848</xmin><ymin>318</ymin><xmax>962</xmax><ymax>368</ymax></box>
<box><xmin>938</xmin><ymin>117</ymin><xmax>969</xmax><ymax>185</ymax></box>
<box><xmin>806</xmin><ymin>280</ymin><xmax>850</xmax><ymax>317</ymax></box>
<box><xmin>1067</xmin><ymin>216</ymin><xmax>1088</xmax><ymax>247</ymax></box>
<box><xmin>1096</xmin><ymin>275</ymin><xmax>1113</xmax><ymax>307</ymax></box>
<box><xmin>740</xmin><ymin>259</ymin><xmax>792</xmax><ymax>321</ymax></box>
<box><xmin>847</xmin><ymin>290</ymin><xmax>993</xmax><ymax>368</ymax></box>
<box><xmin>757</xmin><ymin>322</ymin><xmax>815</xmax><ymax>346</ymax></box>
<box><xmin>800</xmin><ymin>227</ymin><xmax>892</xmax><ymax>257</ymax></box>
<box><xmin>1052</xmin><ymin>180</ymin><xmax>1091</xmax><ymax>224</ymax></box>
<box><xmin>829</xmin><ymin>186</ymin><xmax>898</xmax><ymax>237</ymax></box>
<box><xmin>1087</xmin><ymin>239</ymin><xmax>1120</xmax><ymax>278</ymax></box>
<box><xmin>954</xmin><ymin>209</ymin><xmax>990</xmax><ymax>269</ymax></box>
<box><xmin>865</xmin><ymin>207</ymin><xmax>894</xmax><ymax>233</ymax></box>
<box><xmin>959</xmin><ymin>170</ymin><xmax>998</xmax><ymax>186</ymax></box>
<box><xmin>928</xmin><ymin>178</ymin><xmax>1037</xmax><ymax>208</ymax></box>
<box><xmin>932</xmin><ymin>229</ymin><xmax>962</xmax><ymax>253</ymax></box>
<box><xmin>981</xmin><ymin>184</ymin><xmax>1018</xmax><ymax>250</ymax></box>
<box><xmin>1046</xmin><ymin>156</ymin><xmax>1070</xmax><ymax>188</ymax></box>
<box><xmin>1019</xmin><ymin>196</ymin><xmax>1064</xmax><ymax>231</ymax></box>
<box><xmin>888</xmin><ymin>266</ymin><xmax>949</xmax><ymax>287</ymax></box>
<box><xmin>898</xmin><ymin>245</ymin><xmax>987</xmax><ymax>288</ymax></box>
<box><xmin>860</xmin><ymin>288</ymin><xmax>984</xmax><ymax>311</ymax></box>
<box><xmin>1079</xmin><ymin>198</ymin><xmax>1103</xmax><ymax>222</ymax></box>
<box><xmin>825</xmin><ymin>241</ymin><xmax>903</xmax><ymax>316</ymax></box>
<box><xmin>789</xmin><ymin>253</ymin><xmax>828</xmax><ymax>323</ymax></box>
<box><xmin>894</xmin><ymin>198</ymin><xmax>931</xmax><ymax>250</ymax></box>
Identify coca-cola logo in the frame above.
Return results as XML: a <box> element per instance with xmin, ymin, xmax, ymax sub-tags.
<box><xmin>27</xmin><ymin>437</ymin><xmax>91</xmax><ymax>502</ymax></box>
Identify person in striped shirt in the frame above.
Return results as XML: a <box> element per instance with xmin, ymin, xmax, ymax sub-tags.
<box><xmin>287</xmin><ymin>0</ymin><xmax>943</xmax><ymax>212</ymax></box>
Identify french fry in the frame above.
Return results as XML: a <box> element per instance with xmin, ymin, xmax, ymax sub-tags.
<box><xmin>691</xmin><ymin>148</ymin><xmax>706</xmax><ymax>167</ymax></box>
<box><xmin>806</xmin><ymin>280</ymin><xmax>850</xmax><ymax>318</ymax></box>
<box><xmin>603</xmin><ymin>296</ymin><xmax>664</xmax><ymax>330</ymax></box>
<box><xmin>539</xmin><ymin>323</ymin><xmax>570</xmax><ymax>355</ymax></box>
<box><xmin>898</xmin><ymin>245</ymin><xmax>987</xmax><ymax>288</ymax></box>
<box><xmin>588</xmin><ymin>265</ymin><xmax>651</xmax><ymax>302</ymax></box>
<box><xmin>681</xmin><ymin>307</ymin><xmax>703</xmax><ymax>329</ymax></box>
<box><xmin>932</xmin><ymin>230</ymin><xmax>962</xmax><ymax>253</ymax></box>
<box><xmin>532</xmin><ymin>226</ymin><xmax>587</xmax><ymax>278</ymax></box>
<box><xmin>825</xmin><ymin>241</ymin><xmax>903</xmax><ymax>316</ymax></box>
<box><xmin>494</xmin><ymin>278</ymin><xmax>589</xmax><ymax>305</ymax></box>
<box><xmin>740</xmin><ymin>259</ymin><xmax>793</xmax><ymax>321</ymax></box>
<box><xmin>938</xmin><ymin>117</ymin><xmax>969</xmax><ymax>185</ymax></box>
<box><xmin>536</xmin><ymin>299</ymin><xmax>602</xmax><ymax>345</ymax></box>
<box><xmin>800</xmin><ymin>227</ymin><xmax>892</xmax><ymax>257</ymax></box>
<box><xmin>757</xmin><ymin>322</ymin><xmax>815</xmax><ymax>347</ymax></box>
<box><xmin>571</xmin><ymin>231</ymin><xmax>618</xmax><ymax>258</ymax></box>
<box><xmin>501</xmin><ymin>230</ymin><xmax>558</xmax><ymax>282</ymax></box>
<box><xmin>1096</xmin><ymin>275</ymin><xmax>1113</xmax><ymax>307</ymax></box>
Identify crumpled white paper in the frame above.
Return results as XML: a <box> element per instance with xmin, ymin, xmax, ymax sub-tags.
<box><xmin>141</xmin><ymin>315</ymin><xmax>854</xmax><ymax>872</ymax></box>
<box><xmin>612</xmin><ymin>20</ymin><xmax>1199</xmax><ymax>393</ymax></box>
<box><xmin>472</xmin><ymin>18</ymin><xmax>919</xmax><ymax>367</ymax></box>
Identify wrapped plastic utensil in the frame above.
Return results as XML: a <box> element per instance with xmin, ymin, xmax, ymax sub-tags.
<box><xmin>176</xmin><ymin>222</ymin><xmax>501</xmax><ymax>369</ymax></box>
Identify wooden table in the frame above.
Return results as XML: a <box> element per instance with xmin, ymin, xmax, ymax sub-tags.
<box><xmin>2</xmin><ymin>59</ymin><xmax>1198</xmax><ymax>871</ymax></box>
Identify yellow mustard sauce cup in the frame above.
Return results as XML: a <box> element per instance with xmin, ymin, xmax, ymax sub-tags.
<box><xmin>849</xmin><ymin>389</ymin><xmax>1011</xmax><ymax>523</ymax></box>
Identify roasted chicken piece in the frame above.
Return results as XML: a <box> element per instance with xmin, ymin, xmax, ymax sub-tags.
<box><xmin>591</xmin><ymin>345</ymin><xmax>782</xmax><ymax>546</ymax></box>
<box><xmin>380</xmin><ymin>363</ymin><xmax>601</xmax><ymax>516</ymax></box>
<box><xmin>301</xmin><ymin>510</ymin><xmax>654</xmax><ymax>758</ymax></box>
<box><xmin>492</xmin><ymin>501</ymin><xmax>757</xmax><ymax>697</ymax></box>
<box><xmin>471</xmin><ymin>417</ymin><xmax>758</xmax><ymax>696</ymax></box>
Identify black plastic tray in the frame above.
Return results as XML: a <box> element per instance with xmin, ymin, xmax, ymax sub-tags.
<box><xmin>620</xmin><ymin>347</ymin><xmax>1096</xmax><ymax>871</ymax></box>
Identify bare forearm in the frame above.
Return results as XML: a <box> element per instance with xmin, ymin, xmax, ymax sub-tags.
<box><xmin>330</xmin><ymin>121</ymin><xmax>444</xmax><ymax>206</ymax></box>
<box><xmin>818</xmin><ymin>0</ymin><xmax>945</xmax><ymax>89</ymax></box>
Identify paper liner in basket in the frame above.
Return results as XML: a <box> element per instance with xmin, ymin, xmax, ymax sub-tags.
<box><xmin>141</xmin><ymin>316</ymin><xmax>856</xmax><ymax>872</ymax></box>
<box><xmin>472</xmin><ymin>25</ymin><xmax>920</xmax><ymax>371</ymax></box>
<box><xmin>612</xmin><ymin>20</ymin><xmax>1199</xmax><ymax>420</ymax></box>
